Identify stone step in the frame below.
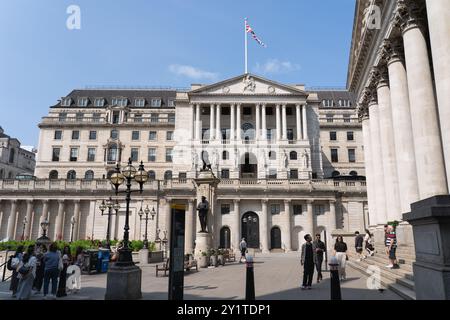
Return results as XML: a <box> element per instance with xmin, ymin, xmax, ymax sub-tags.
<box><xmin>388</xmin><ymin>283</ymin><xmax>416</xmax><ymax>300</ymax></box>
<box><xmin>347</xmin><ymin>253</ymin><xmax>414</xmax><ymax>278</ymax></box>
<box><xmin>365</xmin><ymin>255</ymin><xmax>414</xmax><ymax>271</ymax></box>
<box><xmin>374</xmin><ymin>245</ymin><xmax>416</xmax><ymax>257</ymax></box>
<box><xmin>396</xmin><ymin>277</ymin><xmax>415</xmax><ymax>291</ymax></box>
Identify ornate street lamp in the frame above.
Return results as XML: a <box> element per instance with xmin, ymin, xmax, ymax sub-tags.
<box><xmin>36</xmin><ymin>219</ymin><xmax>51</xmax><ymax>247</ymax></box>
<box><xmin>70</xmin><ymin>216</ymin><xmax>76</xmax><ymax>243</ymax></box>
<box><xmin>138</xmin><ymin>204</ymin><xmax>155</xmax><ymax>249</ymax></box>
<box><xmin>108</xmin><ymin>158</ymin><xmax>148</xmax><ymax>266</ymax></box>
<box><xmin>21</xmin><ymin>217</ymin><xmax>28</xmax><ymax>240</ymax></box>
<box><xmin>162</xmin><ymin>230</ymin><xmax>168</xmax><ymax>259</ymax></box>
<box><xmin>99</xmin><ymin>197</ymin><xmax>120</xmax><ymax>248</ymax></box>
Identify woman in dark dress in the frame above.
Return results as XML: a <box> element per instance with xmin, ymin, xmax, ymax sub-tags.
<box><xmin>32</xmin><ymin>244</ymin><xmax>47</xmax><ymax>294</ymax></box>
<box><xmin>56</xmin><ymin>246</ymin><xmax>72</xmax><ymax>297</ymax></box>
<box><xmin>9</xmin><ymin>246</ymin><xmax>24</xmax><ymax>298</ymax></box>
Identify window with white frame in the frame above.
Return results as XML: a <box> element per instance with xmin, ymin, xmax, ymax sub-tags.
<box><xmin>166</xmin><ymin>131</ymin><xmax>174</xmax><ymax>141</ymax></box>
<box><xmin>270</xmin><ymin>204</ymin><xmax>281</xmax><ymax>215</ymax></box>
<box><xmin>77</xmin><ymin>97</ymin><xmax>88</xmax><ymax>107</ymax></box>
<box><xmin>112</xmin><ymin>97</ymin><xmax>128</xmax><ymax>107</ymax></box>
<box><xmin>70</xmin><ymin>148</ymin><xmax>79</xmax><ymax>162</ymax></box>
<box><xmin>130</xmin><ymin>148</ymin><xmax>139</xmax><ymax>162</ymax></box>
<box><xmin>314</xmin><ymin>205</ymin><xmax>325</xmax><ymax>215</ymax></box>
<box><xmin>148</xmin><ymin>148</ymin><xmax>156</xmax><ymax>162</ymax></box>
<box><xmin>151</xmin><ymin>98</ymin><xmax>161</xmax><ymax>107</ymax></box>
<box><xmin>94</xmin><ymin>98</ymin><xmax>105</xmax><ymax>107</ymax></box>
<box><xmin>61</xmin><ymin>98</ymin><xmax>72</xmax><ymax>106</ymax></box>
<box><xmin>149</xmin><ymin>131</ymin><xmax>157</xmax><ymax>140</ymax></box>
<box><xmin>166</xmin><ymin>148</ymin><xmax>173</xmax><ymax>162</ymax></box>
<box><xmin>168</xmin><ymin>99</ymin><xmax>175</xmax><ymax>107</ymax></box>
<box><xmin>134</xmin><ymin>98</ymin><xmax>145</xmax><ymax>107</ymax></box>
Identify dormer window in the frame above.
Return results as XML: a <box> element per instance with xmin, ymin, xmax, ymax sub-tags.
<box><xmin>77</xmin><ymin>97</ymin><xmax>88</xmax><ymax>107</ymax></box>
<box><xmin>151</xmin><ymin>98</ymin><xmax>161</xmax><ymax>107</ymax></box>
<box><xmin>168</xmin><ymin>99</ymin><xmax>175</xmax><ymax>107</ymax></box>
<box><xmin>94</xmin><ymin>98</ymin><xmax>105</xmax><ymax>107</ymax></box>
<box><xmin>135</xmin><ymin>98</ymin><xmax>145</xmax><ymax>107</ymax></box>
<box><xmin>112</xmin><ymin>97</ymin><xmax>128</xmax><ymax>107</ymax></box>
<box><xmin>61</xmin><ymin>98</ymin><xmax>72</xmax><ymax>107</ymax></box>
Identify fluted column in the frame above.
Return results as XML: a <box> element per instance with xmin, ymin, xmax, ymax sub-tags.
<box><xmin>216</xmin><ymin>104</ymin><xmax>221</xmax><ymax>142</ymax></box>
<box><xmin>6</xmin><ymin>200</ymin><xmax>17</xmax><ymax>240</ymax></box>
<box><xmin>190</xmin><ymin>104</ymin><xmax>195</xmax><ymax>140</ymax></box>
<box><xmin>261</xmin><ymin>104</ymin><xmax>267</xmax><ymax>141</ymax></box>
<box><xmin>210</xmin><ymin>104</ymin><xmax>215</xmax><ymax>141</ymax></box>
<box><xmin>41</xmin><ymin>200</ymin><xmax>49</xmax><ymax>222</ymax></box>
<box><xmin>185</xmin><ymin>199</ymin><xmax>195</xmax><ymax>254</ymax></box>
<box><xmin>385</xmin><ymin>40</ymin><xmax>420</xmax><ymax>214</ymax></box>
<box><xmin>284</xmin><ymin>200</ymin><xmax>292</xmax><ymax>251</ymax></box>
<box><xmin>329</xmin><ymin>200</ymin><xmax>336</xmax><ymax>231</ymax></box>
<box><xmin>236</xmin><ymin>104</ymin><xmax>242</xmax><ymax>141</ymax></box>
<box><xmin>281</xmin><ymin>104</ymin><xmax>287</xmax><ymax>140</ymax></box>
<box><xmin>305</xmin><ymin>200</ymin><xmax>314</xmax><ymax>236</ymax></box>
<box><xmin>55</xmin><ymin>200</ymin><xmax>65</xmax><ymax>240</ymax></box>
<box><xmin>24</xmin><ymin>200</ymin><xmax>33</xmax><ymax>240</ymax></box>
<box><xmin>73</xmin><ymin>200</ymin><xmax>81</xmax><ymax>241</ymax></box>
<box><xmin>233</xmin><ymin>200</ymin><xmax>240</xmax><ymax>251</ymax></box>
<box><xmin>302</xmin><ymin>105</ymin><xmax>308</xmax><ymax>139</ymax></box>
<box><xmin>296</xmin><ymin>104</ymin><xmax>301</xmax><ymax>140</ymax></box>
<box><xmin>426</xmin><ymin>0</ymin><xmax>450</xmax><ymax>189</ymax></box>
<box><xmin>368</xmin><ymin>99</ymin><xmax>387</xmax><ymax>224</ymax></box>
<box><xmin>261</xmin><ymin>199</ymin><xmax>269</xmax><ymax>253</ymax></box>
<box><xmin>255</xmin><ymin>104</ymin><xmax>260</xmax><ymax>141</ymax></box>
<box><xmin>276</xmin><ymin>104</ymin><xmax>281</xmax><ymax>141</ymax></box>
<box><xmin>195</xmin><ymin>104</ymin><xmax>200</xmax><ymax>140</ymax></box>
<box><xmin>376</xmin><ymin>69</ymin><xmax>401</xmax><ymax>221</ymax></box>
<box><xmin>400</xmin><ymin>4</ymin><xmax>448</xmax><ymax>198</ymax></box>
<box><xmin>230</xmin><ymin>104</ymin><xmax>235</xmax><ymax>141</ymax></box>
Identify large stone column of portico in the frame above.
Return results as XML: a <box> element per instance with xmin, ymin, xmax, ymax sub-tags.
<box><xmin>260</xmin><ymin>199</ymin><xmax>269</xmax><ymax>253</ymax></box>
<box><xmin>216</xmin><ymin>104</ymin><xmax>221</xmax><ymax>142</ymax></box>
<box><xmin>185</xmin><ymin>199</ymin><xmax>195</xmax><ymax>254</ymax></box>
<box><xmin>368</xmin><ymin>99</ymin><xmax>387</xmax><ymax>224</ymax></box>
<box><xmin>283</xmin><ymin>200</ymin><xmax>292</xmax><ymax>251</ymax></box>
<box><xmin>210</xmin><ymin>104</ymin><xmax>215</xmax><ymax>141</ymax></box>
<box><xmin>296</xmin><ymin>104</ymin><xmax>301</xmax><ymax>141</ymax></box>
<box><xmin>190</xmin><ymin>104</ymin><xmax>195</xmax><ymax>140</ymax></box>
<box><xmin>55</xmin><ymin>200</ymin><xmax>65</xmax><ymax>240</ymax></box>
<box><xmin>302</xmin><ymin>105</ymin><xmax>308</xmax><ymax>140</ymax></box>
<box><xmin>261</xmin><ymin>104</ymin><xmax>267</xmax><ymax>141</ymax></box>
<box><xmin>24</xmin><ymin>200</ymin><xmax>33</xmax><ymax>240</ymax></box>
<box><xmin>233</xmin><ymin>199</ymin><xmax>240</xmax><ymax>252</ymax></box>
<box><xmin>400</xmin><ymin>6</ymin><xmax>448</xmax><ymax>198</ymax></box>
<box><xmin>236</xmin><ymin>104</ymin><xmax>242</xmax><ymax>141</ymax></box>
<box><xmin>426</xmin><ymin>0</ymin><xmax>450</xmax><ymax>189</ymax></box>
<box><xmin>195</xmin><ymin>104</ymin><xmax>201</xmax><ymax>140</ymax></box>
<box><xmin>281</xmin><ymin>104</ymin><xmax>287</xmax><ymax>140</ymax></box>
<box><xmin>385</xmin><ymin>40</ymin><xmax>419</xmax><ymax>214</ymax></box>
<box><xmin>328</xmin><ymin>200</ymin><xmax>336</xmax><ymax>231</ymax></box>
<box><xmin>305</xmin><ymin>200</ymin><xmax>314</xmax><ymax>236</ymax></box>
<box><xmin>230</xmin><ymin>104</ymin><xmax>235</xmax><ymax>141</ymax></box>
<box><xmin>164</xmin><ymin>198</ymin><xmax>172</xmax><ymax>251</ymax></box>
<box><xmin>376</xmin><ymin>70</ymin><xmax>401</xmax><ymax>221</ymax></box>
<box><xmin>255</xmin><ymin>104</ymin><xmax>260</xmax><ymax>141</ymax></box>
<box><xmin>276</xmin><ymin>104</ymin><xmax>281</xmax><ymax>141</ymax></box>
<box><xmin>73</xmin><ymin>200</ymin><xmax>81</xmax><ymax>241</ymax></box>
<box><xmin>6</xmin><ymin>200</ymin><xmax>17</xmax><ymax>240</ymax></box>
<box><xmin>41</xmin><ymin>200</ymin><xmax>49</xmax><ymax>223</ymax></box>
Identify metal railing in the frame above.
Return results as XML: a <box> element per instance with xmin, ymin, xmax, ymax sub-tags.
<box><xmin>1</xmin><ymin>250</ymin><xmax>12</xmax><ymax>282</ymax></box>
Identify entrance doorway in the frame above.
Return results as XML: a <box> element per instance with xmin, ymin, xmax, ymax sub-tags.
<box><xmin>270</xmin><ymin>226</ymin><xmax>282</xmax><ymax>249</ymax></box>
<box><xmin>220</xmin><ymin>226</ymin><xmax>231</xmax><ymax>249</ymax></box>
<box><xmin>241</xmin><ymin>211</ymin><xmax>259</xmax><ymax>248</ymax></box>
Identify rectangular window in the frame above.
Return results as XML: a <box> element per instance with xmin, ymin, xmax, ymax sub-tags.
<box><xmin>77</xmin><ymin>98</ymin><xmax>88</xmax><ymax>107</ymax></box>
<box><xmin>149</xmin><ymin>131</ymin><xmax>157</xmax><ymax>140</ymax></box>
<box><xmin>287</xmin><ymin>129</ymin><xmax>294</xmax><ymax>141</ymax></box>
<box><xmin>112</xmin><ymin>111</ymin><xmax>120</xmax><ymax>124</ymax></box>
<box><xmin>59</xmin><ymin>113</ymin><xmax>67</xmax><ymax>122</ymax></box>
<box><xmin>289</xmin><ymin>169</ymin><xmax>298</xmax><ymax>179</ymax></box>
<box><xmin>221</xmin><ymin>107</ymin><xmax>230</xmax><ymax>115</ymax></box>
<box><xmin>343</xmin><ymin>114</ymin><xmax>351</xmax><ymax>123</ymax></box>
<box><xmin>268</xmin><ymin>168</ymin><xmax>277</xmax><ymax>179</ymax></box>
<box><xmin>151</xmin><ymin>98</ymin><xmax>161</xmax><ymax>107</ymax></box>
<box><xmin>130</xmin><ymin>148</ymin><xmax>139</xmax><ymax>162</ymax></box>
<box><xmin>148</xmin><ymin>148</ymin><xmax>156</xmax><ymax>162</ymax></box>
<box><xmin>112</xmin><ymin>98</ymin><xmax>127</xmax><ymax>107</ymax></box>
<box><xmin>168</xmin><ymin>114</ymin><xmax>175</xmax><ymax>123</ymax></box>
<box><xmin>267</xmin><ymin>129</ymin><xmax>273</xmax><ymax>141</ymax></box>
<box><xmin>179</xmin><ymin>172</ymin><xmax>187</xmax><ymax>179</ymax></box>
<box><xmin>70</xmin><ymin>148</ymin><xmax>78</xmax><ymax>162</ymax></box>
<box><xmin>134</xmin><ymin>98</ymin><xmax>145</xmax><ymax>107</ymax></box>
<box><xmin>347</xmin><ymin>131</ymin><xmax>354</xmax><ymax>141</ymax></box>
<box><xmin>348</xmin><ymin>149</ymin><xmax>356</xmax><ymax>162</ymax></box>
<box><xmin>134</xmin><ymin>114</ymin><xmax>142</xmax><ymax>123</ymax></box>
<box><xmin>270</xmin><ymin>204</ymin><xmax>281</xmax><ymax>215</ymax></box>
<box><xmin>168</xmin><ymin>99</ymin><xmax>175</xmax><ymax>107</ymax></box>
<box><xmin>89</xmin><ymin>131</ymin><xmax>97</xmax><ymax>140</ymax></box>
<box><xmin>94</xmin><ymin>98</ymin><xmax>104</xmax><ymax>107</ymax></box>
<box><xmin>166</xmin><ymin>148</ymin><xmax>173</xmax><ymax>162</ymax></box>
<box><xmin>221</xmin><ymin>169</ymin><xmax>230</xmax><ymax>179</ymax></box>
<box><xmin>331</xmin><ymin>149</ymin><xmax>339</xmax><ymax>162</ymax></box>
<box><xmin>151</xmin><ymin>114</ymin><xmax>159</xmax><ymax>123</ymax></box>
<box><xmin>110</xmin><ymin>129</ymin><xmax>118</xmax><ymax>140</ymax></box>
<box><xmin>243</xmin><ymin>107</ymin><xmax>252</xmax><ymax>115</ymax></box>
<box><xmin>326</xmin><ymin>114</ymin><xmax>333</xmax><ymax>123</ymax></box>
<box><xmin>52</xmin><ymin>148</ymin><xmax>60</xmax><ymax>161</ymax></box>
<box><xmin>93</xmin><ymin>113</ymin><xmax>101</xmax><ymax>122</ymax></box>
<box><xmin>72</xmin><ymin>130</ymin><xmax>80</xmax><ymax>140</ymax></box>
<box><xmin>87</xmin><ymin>148</ymin><xmax>96</xmax><ymax>162</ymax></box>
<box><xmin>286</xmin><ymin>107</ymin><xmax>293</xmax><ymax>115</ymax></box>
<box><xmin>293</xmin><ymin>205</ymin><xmax>302</xmax><ymax>215</ymax></box>
<box><xmin>266</xmin><ymin>107</ymin><xmax>274</xmax><ymax>115</ymax></box>
<box><xmin>166</xmin><ymin>131</ymin><xmax>174</xmax><ymax>141</ymax></box>
<box><xmin>330</xmin><ymin>131</ymin><xmax>337</xmax><ymax>141</ymax></box>
<box><xmin>54</xmin><ymin>130</ymin><xmax>62</xmax><ymax>140</ymax></box>
<box><xmin>314</xmin><ymin>205</ymin><xmax>325</xmax><ymax>215</ymax></box>
<box><xmin>132</xmin><ymin>131</ymin><xmax>140</xmax><ymax>141</ymax></box>
<box><xmin>221</xmin><ymin>204</ymin><xmax>231</xmax><ymax>215</ymax></box>
<box><xmin>61</xmin><ymin>98</ymin><xmax>71</xmax><ymax>106</ymax></box>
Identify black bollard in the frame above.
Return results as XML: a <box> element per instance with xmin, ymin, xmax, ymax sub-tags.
<box><xmin>329</xmin><ymin>256</ymin><xmax>342</xmax><ymax>300</ymax></box>
<box><xmin>245</xmin><ymin>255</ymin><xmax>255</xmax><ymax>300</ymax></box>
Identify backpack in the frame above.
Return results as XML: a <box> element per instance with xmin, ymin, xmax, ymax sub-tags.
<box><xmin>6</xmin><ymin>256</ymin><xmax>14</xmax><ymax>271</ymax></box>
<box><xmin>18</xmin><ymin>264</ymin><xmax>31</xmax><ymax>275</ymax></box>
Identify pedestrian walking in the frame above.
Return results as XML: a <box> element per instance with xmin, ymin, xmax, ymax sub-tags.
<box><xmin>364</xmin><ymin>229</ymin><xmax>375</xmax><ymax>256</ymax></box>
<box><xmin>334</xmin><ymin>235</ymin><xmax>348</xmax><ymax>281</ymax></box>
<box><xmin>239</xmin><ymin>238</ymin><xmax>247</xmax><ymax>263</ymax></box>
<box><xmin>56</xmin><ymin>245</ymin><xmax>72</xmax><ymax>297</ymax></box>
<box><xmin>354</xmin><ymin>231</ymin><xmax>365</xmax><ymax>261</ymax></box>
<box><xmin>16</xmin><ymin>245</ymin><xmax>37</xmax><ymax>300</ymax></box>
<box><xmin>8</xmin><ymin>245</ymin><xmax>24</xmax><ymax>298</ymax></box>
<box><xmin>43</xmin><ymin>242</ymin><xmax>61</xmax><ymax>300</ymax></box>
<box><xmin>32</xmin><ymin>244</ymin><xmax>47</xmax><ymax>295</ymax></box>
<box><xmin>300</xmin><ymin>234</ymin><xmax>317</xmax><ymax>289</ymax></box>
<box><xmin>312</xmin><ymin>233</ymin><xmax>326</xmax><ymax>283</ymax></box>
<box><xmin>386</xmin><ymin>225</ymin><xmax>399</xmax><ymax>269</ymax></box>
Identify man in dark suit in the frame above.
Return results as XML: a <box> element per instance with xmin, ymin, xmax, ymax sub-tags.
<box><xmin>301</xmin><ymin>234</ymin><xmax>317</xmax><ymax>289</ymax></box>
<box><xmin>313</xmin><ymin>233</ymin><xmax>326</xmax><ymax>283</ymax></box>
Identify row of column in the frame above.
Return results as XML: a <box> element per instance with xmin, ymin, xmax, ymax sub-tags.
<box><xmin>360</xmin><ymin>0</ymin><xmax>450</xmax><ymax>225</ymax></box>
<box><xmin>191</xmin><ymin>103</ymin><xmax>308</xmax><ymax>142</ymax></box>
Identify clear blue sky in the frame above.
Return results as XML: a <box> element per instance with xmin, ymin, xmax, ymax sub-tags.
<box><xmin>0</xmin><ymin>0</ymin><xmax>355</xmax><ymax>147</ymax></box>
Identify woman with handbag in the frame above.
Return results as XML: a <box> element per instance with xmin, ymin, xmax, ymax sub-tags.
<box><xmin>333</xmin><ymin>235</ymin><xmax>348</xmax><ymax>281</ymax></box>
<box><xmin>16</xmin><ymin>245</ymin><xmax>37</xmax><ymax>300</ymax></box>
<box><xmin>43</xmin><ymin>242</ymin><xmax>61</xmax><ymax>299</ymax></box>
<box><xmin>56</xmin><ymin>245</ymin><xmax>72</xmax><ymax>297</ymax></box>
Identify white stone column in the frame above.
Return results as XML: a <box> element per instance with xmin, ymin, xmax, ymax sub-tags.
<box><xmin>426</xmin><ymin>0</ymin><xmax>450</xmax><ymax>190</ymax></box>
<box><xmin>6</xmin><ymin>200</ymin><xmax>17</xmax><ymax>240</ymax></box>
<box><xmin>276</xmin><ymin>104</ymin><xmax>281</xmax><ymax>141</ymax></box>
<box><xmin>73</xmin><ymin>200</ymin><xmax>81</xmax><ymax>241</ymax></box>
<box><xmin>368</xmin><ymin>100</ymin><xmax>387</xmax><ymax>224</ymax></box>
<box><xmin>165</xmin><ymin>198</ymin><xmax>172</xmax><ymax>249</ymax></box>
<box><xmin>55</xmin><ymin>200</ymin><xmax>65</xmax><ymax>240</ymax></box>
<box><xmin>261</xmin><ymin>104</ymin><xmax>267</xmax><ymax>141</ymax></box>
<box><xmin>255</xmin><ymin>104</ymin><xmax>260</xmax><ymax>141</ymax></box>
<box><xmin>328</xmin><ymin>200</ymin><xmax>336</xmax><ymax>231</ymax></box>
<box><xmin>230</xmin><ymin>104</ymin><xmax>235</xmax><ymax>141</ymax></box>
<box><xmin>402</xmin><ymin>12</ymin><xmax>448</xmax><ymax>198</ymax></box>
<box><xmin>284</xmin><ymin>200</ymin><xmax>292</xmax><ymax>251</ymax></box>
<box><xmin>377</xmin><ymin>73</ymin><xmax>401</xmax><ymax>221</ymax></box>
<box><xmin>236</xmin><ymin>104</ymin><xmax>241</xmax><ymax>141</ymax></box>
<box><xmin>216</xmin><ymin>104</ymin><xmax>221</xmax><ymax>142</ymax></box>
<box><xmin>306</xmin><ymin>200</ymin><xmax>314</xmax><ymax>236</ymax></box>
<box><xmin>281</xmin><ymin>104</ymin><xmax>287</xmax><ymax>140</ymax></box>
<box><xmin>233</xmin><ymin>200</ymin><xmax>240</xmax><ymax>252</ymax></box>
<box><xmin>302</xmin><ymin>105</ymin><xmax>308</xmax><ymax>140</ymax></box>
<box><xmin>296</xmin><ymin>104</ymin><xmax>301</xmax><ymax>140</ymax></box>
<box><xmin>24</xmin><ymin>200</ymin><xmax>33</xmax><ymax>240</ymax></box>
<box><xmin>210</xmin><ymin>104</ymin><xmax>215</xmax><ymax>141</ymax></box>
<box><xmin>190</xmin><ymin>104</ymin><xmax>195</xmax><ymax>140</ymax></box>
<box><xmin>185</xmin><ymin>199</ymin><xmax>195</xmax><ymax>254</ymax></box>
<box><xmin>195</xmin><ymin>104</ymin><xmax>200</xmax><ymax>140</ymax></box>
<box><xmin>386</xmin><ymin>42</ymin><xmax>420</xmax><ymax>214</ymax></box>
<box><xmin>261</xmin><ymin>199</ymin><xmax>269</xmax><ymax>253</ymax></box>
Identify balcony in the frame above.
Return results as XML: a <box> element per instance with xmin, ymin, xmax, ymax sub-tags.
<box><xmin>41</xmin><ymin>117</ymin><xmax>107</xmax><ymax>124</ymax></box>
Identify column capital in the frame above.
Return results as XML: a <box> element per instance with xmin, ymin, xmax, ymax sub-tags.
<box><xmin>305</xmin><ymin>200</ymin><xmax>313</xmax><ymax>205</ymax></box>
<box><xmin>381</xmin><ymin>38</ymin><xmax>405</xmax><ymax>66</ymax></box>
<box><xmin>329</xmin><ymin>199</ymin><xmax>336</xmax><ymax>204</ymax></box>
<box><xmin>26</xmin><ymin>199</ymin><xmax>34</xmax><ymax>205</ymax></box>
<box><xmin>73</xmin><ymin>199</ymin><xmax>81</xmax><ymax>204</ymax></box>
<box><xmin>42</xmin><ymin>199</ymin><xmax>49</xmax><ymax>204</ymax></box>
<box><xmin>357</xmin><ymin>103</ymin><xmax>369</xmax><ymax>121</ymax></box>
<box><xmin>187</xmin><ymin>199</ymin><xmax>194</xmax><ymax>204</ymax></box>
<box><xmin>233</xmin><ymin>199</ymin><xmax>240</xmax><ymax>205</ymax></box>
<box><xmin>57</xmin><ymin>199</ymin><xmax>65</xmax><ymax>204</ymax></box>
<box><xmin>376</xmin><ymin>65</ymin><xmax>389</xmax><ymax>89</ymax></box>
<box><xmin>261</xmin><ymin>199</ymin><xmax>268</xmax><ymax>204</ymax></box>
<box><xmin>284</xmin><ymin>199</ymin><xmax>291</xmax><ymax>204</ymax></box>
<box><xmin>395</xmin><ymin>0</ymin><xmax>426</xmax><ymax>35</ymax></box>
<box><xmin>10</xmin><ymin>199</ymin><xmax>17</xmax><ymax>204</ymax></box>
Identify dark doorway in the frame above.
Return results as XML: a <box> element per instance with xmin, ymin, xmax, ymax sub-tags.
<box><xmin>240</xmin><ymin>152</ymin><xmax>257</xmax><ymax>178</ymax></box>
<box><xmin>241</xmin><ymin>211</ymin><xmax>259</xmax><ymax>248</ymax></box>
<box><xmin>220</xmin><ymin>226</ymin><xmax>231</xmax><ymax>249</ymax></box>
<box><xmin>270</xmin><ymin>227</ymin><xmax>282</xmax><ymax>249</ymax></box>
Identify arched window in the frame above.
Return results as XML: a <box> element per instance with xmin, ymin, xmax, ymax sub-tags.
<box><xmin>349</xmin><ymin>170</ymin><xmax>358</xmax><ymax>176</ymax></box>
<box><xmin>67</xmin><ymin>170</ymin><xmax>77</xmax><ymax>180</ymax></box>
<box><xmin>269</xmin><ymin>151</ymin><xmax>276</xmax><ymax>160</ymax></box>
<box><xmin>9</xmin><ymin>149</ymin><xmax>15</xmax><ymax>163</ymax></box>
<box><xmin>49</xmin><ymin>170</ymin><xmax>58</xmax><ymax>179</ymax></box>
<box><xmin>332</xmin><ymin>170</ymin><xmax>341</xmax><ymax>177</ymax></box>
<box><xmin>222</xmin><ymin>151</ymin><xmax>229</xmax><ymax>160</ymax></box>
<box><xmin>164</xmin><ymin>170</ymin><xmax>172</xmax><ymax>180</ymax></box>
<box><xmin>289</xmin><ymin>151</ymin><xmax>297</xmax><ymax>160</ymax></box>
<box><xmin>148</xmin><ymin>170</ymin><xmax>156</xmax><ymax>180</ymax></box>
<box><xmin>84</xmin><ymin>170</ymin><xmax>94</xmax><ymax>180</ymax></box>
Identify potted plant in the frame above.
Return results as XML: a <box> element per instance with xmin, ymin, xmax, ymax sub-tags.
<box><xmin>199</xmin><ymin>251</ymin><xmax>209</xmax><ymax>268</ymax></box>
<box><xmin>218</xmin><ymin>249</ymin><xmax>225</xmax><ymax>266</ymax></box>
<box><xmin>209</xmin><ymin>249</ymin><xmax>218</xmax><ymax>267</ymax></box>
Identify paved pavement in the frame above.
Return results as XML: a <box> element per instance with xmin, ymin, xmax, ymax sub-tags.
<box><xmin>0</xmin><ymin>252</ymin><xmax>401</xmax><ymax>300</ymax></box>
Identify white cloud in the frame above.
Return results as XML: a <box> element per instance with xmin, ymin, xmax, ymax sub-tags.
<box><xmin>169</xmin><ymin>64</ymin><xmax>218</xmax><ymax>81</ymax></box>
<box><xmin>255</xmin><ymin>59</ymin><xmax>301</xmax><ymax>74</ymax></box>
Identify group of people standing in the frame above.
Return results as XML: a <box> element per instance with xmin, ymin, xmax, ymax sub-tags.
<box><xmin>7</xmin><ymin>242</ymin><xmax>83</xmax><ymax>300</ymax></box>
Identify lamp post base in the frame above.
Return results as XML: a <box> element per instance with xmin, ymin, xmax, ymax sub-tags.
<box><xmin>105</xmin><ymin>264</ymin><xmax>142</xmax><ymax>300</ymax></box>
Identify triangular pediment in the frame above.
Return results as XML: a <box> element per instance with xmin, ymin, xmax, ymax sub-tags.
<box><xmin>189</xmin><ymin>73</ymin><xmax>307</xmax><ymax>96</ymax></box>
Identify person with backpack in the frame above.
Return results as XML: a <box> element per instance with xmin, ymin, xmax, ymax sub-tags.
<box><xmin>8</xmin><ymin>245</ymin><xmax>24</xmax><ymax>298</ymax></box>
<box><xmin>16</xmin><ymin>245</ymin><xmax>37</xmax><ymax>300</ymax></box>
<box><xmin>43</xmin><ymin>242</ymin><xmax>61</xmax><ymax>299</ymax></box>
<box><xmin>239</xmin><ymin>238</ymin><xmax>247</xmax><ymax>263</ymax></box>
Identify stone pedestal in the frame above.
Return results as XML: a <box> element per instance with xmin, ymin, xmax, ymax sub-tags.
<box><xmin>104</xmin><ymin>264</ymin><xmax>142</xmax><ymax>300</ymax></box>
<box><xmin>138</xmin><ymin>249</ymin><xmax>149</xmax><ymax>265</ymax></box>
<box><xmin>403</xmin><ymin>195</ymin><xmax>450</xmax><ymax>300</ymax></box>
<box><xmin>194</xmin><ymin>232</ymin><xmax>212</xmax><ymax>259</ymax></box>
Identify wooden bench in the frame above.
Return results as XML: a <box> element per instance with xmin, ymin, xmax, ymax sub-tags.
<box><xmin>184</xmin><ymin>254</ymin><xmax>198</xmax><ymax>272</ymax></box>
<box><xmin>155</xmin><ymin>258</ymin><xmax>169</xmax><ymax>277</ymax></box>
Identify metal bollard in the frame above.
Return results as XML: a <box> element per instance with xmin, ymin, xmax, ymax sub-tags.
<box><xmin>245</xmin><ymin>255</ymin><xmax>255</xmax><ymax>300</ymax></box>
<box><xmin>329</xmin><ymin>256</ymin><xmax>342</xmax><ymax>300</ymax></box>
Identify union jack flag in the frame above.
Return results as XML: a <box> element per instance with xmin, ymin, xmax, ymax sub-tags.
<box><xmin>245</xmin><ymin>19</ymin><xmax>267</xmax><ymax>48</ymax></box>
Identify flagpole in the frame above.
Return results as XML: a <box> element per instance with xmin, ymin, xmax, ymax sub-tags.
<box><xmin>244</xmin><ymin>18</ymin><xmax>248</xmax><ymax>74</ymax></box>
